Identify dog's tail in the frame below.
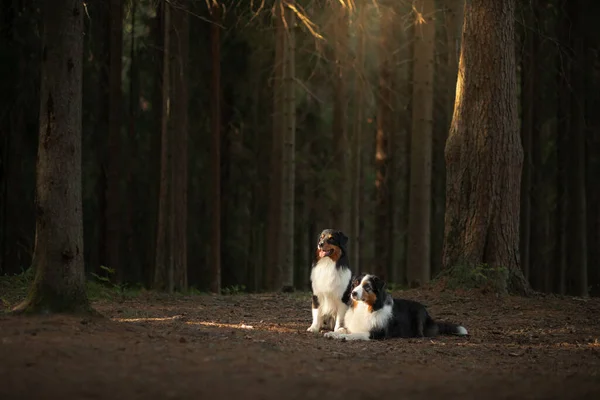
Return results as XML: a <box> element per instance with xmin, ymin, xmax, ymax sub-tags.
<box><xmin>436</xmin><ymin>321</ymin><xmax>468</xmax><ymax>336</ymax></box>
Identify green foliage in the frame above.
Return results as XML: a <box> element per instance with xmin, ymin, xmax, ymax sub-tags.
<box><xmin>221</xmin><ymin>284</ymin><xmax>246</xmax><ymax>295</ymax></box>
<box><xmin>437</xmin><ymin>263</ymin><xmax>509</xmax><ymax>294</ymax></box>
<box><xmin>0</xmin><ymin>269</ymin><xmax>35</xmax><ymax>310</ymax></box>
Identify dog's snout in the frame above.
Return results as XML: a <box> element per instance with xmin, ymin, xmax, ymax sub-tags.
<box><xmin>318</xmin><ymin>240</ymin><xmax>325</xmax><ymax>248</ymax></box>
<box><xmin>351</xmin><ymin>291</ymin><xmax>358</xmax><ymax>299</ymax></box>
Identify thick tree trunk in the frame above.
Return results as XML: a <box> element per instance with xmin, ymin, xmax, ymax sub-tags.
<box><xmin>432</xmin><ymin>0</ymin><xmax>463</xmax><ymax>278</ymax></box>
<box><xmin>14</xmin><ymin>0</ymin><xmax>91</xmax><ymax>314</ymax></box>
<box><xmin>280</xmin><ymin>1</ymin><xmax>296</xmax><ymax>292</ymax></box>
<box><xmin>209</xmin><ymin>2</ymin><xmax>222</xmax><ymax>294</ymax></box>
<box><xmin>407</xmin><ymin>0</ymin><xmax>435</xmax><ymax>287</ymax></box>
<box><xmin>171</xmin><ymin>2</ymin><xmax>189</xmax><ymax>291</ymax></box>
<box><xmin>105</xmin><ymin>0</ymin><xmax>123</xmax><ymax>283</ymax></box>
<box><xmin>443</xmin><ymin>0</ymin><xmax>530</xmax><ymax>295</ymax></box>
<box><xmin>154</xmin><ymin>0</ymin><xmax>172</xmax><ymax>291</ymax></box>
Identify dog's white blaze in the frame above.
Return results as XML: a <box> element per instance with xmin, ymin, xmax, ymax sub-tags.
<box><xmin>456</xmin><ymin>326</ymin><xmax>468</xmax><ymax>336</ymax></box>
<box><xmin>309</xmin><ymin>257</ymin><xmax>351</xmax><ymax>331</ymax></box>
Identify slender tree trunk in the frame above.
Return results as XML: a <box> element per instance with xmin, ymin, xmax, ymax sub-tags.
<box><xmin>374</xmin><ymin>5</ymin><xmax>394</xmax><ymax>281</ymax></box>
<box><xmin>106</xmin><ymin>0</ymin><xmax>123</xmax><ymax>283</ymax></box>
<box><xmin>566</xmin><ymin>0</ymin><xmax>587</xmax><ymax>297</ymax></box>
<box><xmin>154</xmin><ymin>0</ymin><xmax>172</xmax><ymax>291</ymax></box>
<box><xmin>332</xmin><ymin>1</ymin><xmax>350</xmax><ymax>237</ymax></box>
<box><xmin>443</xmin><ymin>0</ymin><xmax>530</xmax><ymax>295</ymax></box>
<box><xmin>554</xmin><ymin>0</ymin><xmax>571</xmax><ymax>295</ymax></box>
<box><xmin>280</xmin><ymin>1</ymin><xmax>296</xmax><ymax>292</ymax></box>
<box><xmin>209</xmin><ymin>2</ymin><xmax>222</xmax><ymax>294</ymax></box>
<box><xmin>351</xmin><ymin>0</ymin><xmax>366</xmax><ymax>274</ymax></box>
<box><xmin>519</xmin><ymin>2</ymin><xmax>535</xmax><ymax>284</ymax></box>
<box><xmin>171</xmin><ymin>2</ymin><xmax>189</xmax><ymax>291</ymax></box>
<box><xmin>14</xmin><ymin>0</ymin><xmax>91</xmax><ymax>314</ymax></box>
<box><xmin>265</xmin><ymin>1</ymin><xmax>285</xmax><ymax>291</ymax></box>
<box><xmin>407</xmin><ymin>0</ymin><xmax>435</xmax><ymax>287</ymax></box>
<box><xmin>125</xmin><ymin>0</ymin><xmax>137</xmax><ymax>283</ymax></box>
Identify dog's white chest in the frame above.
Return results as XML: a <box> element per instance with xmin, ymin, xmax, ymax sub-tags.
<box><xmin>310</xmin><ymin>258</ymin><xmax>350</xmax><ymax>298</ymax></box>
<box><xmin>345</xmin><ymin>302</ymin><xmax>392</xmax><ymax>334</ymax></box>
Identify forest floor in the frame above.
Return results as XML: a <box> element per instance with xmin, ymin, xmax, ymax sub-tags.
<box><xmin>1</xmin><ymin>284</ymin><xmax>600</xmax><ymax>400</ymax></box>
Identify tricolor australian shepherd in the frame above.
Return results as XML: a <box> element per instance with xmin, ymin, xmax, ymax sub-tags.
<box><xmin>324</xmin><ymin>273</ymin><xmax>468</xmax><ymax>341</ymax></box>
<box><xmin>307</xmin><ymin>229</ymin><xmax>352</xmax><ymax>333</ymax></box>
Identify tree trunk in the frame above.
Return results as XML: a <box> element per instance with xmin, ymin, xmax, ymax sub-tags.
<box><xmin>566</xmin><ymin>0</ymin><xmax>587</xmax><ymax>297</ymax></box>
<box><xmin>443</xmin><ymin>0</ymin><xmax>530</xmax><ymax>295</ymax></box>
<box><xmin>154</xmin><ymin>0</ymin><xmax>172</xmax><ymax>291</ymax></box>
<box><xmin>105</xmin><ymin>0</ymin><xmax>123</xmax><ymax>283</ymax></box>
<box><xmin>332</xmin><ymin>1</ymin><xmax>350</xmax><ymax>237</ymax></box>
<box><xmin>264</xmin><ymin>1</ymin><xmax>285</xmax><ymax>291</ymax></box>
<box><xmin>280</xmin><ymin>1</ymin><xmax>296</xmax><ymax>292</ymax></box>
<box><xmin>431</xmin><ymin>0</ymin><xmax>463</xmax><ymax>278</ymax></box>
<box><xmin>407</xmin><ymin>0</ymin><xmax>435</xmax><ymax>287</ymax></box>
<box><xmin>171</xmin><ymin>2</ymin><xmax>189</xmax><ymax>291</ymax></box>
<box><xmin>14</xmin><ymin>0</ymin><xmax>91</xmax><ymax>314</ymax></box>
<box><xmin>519</xmin><ymin>1</ymin><xmax>536</xmax><ymax>283</ymax></box>
<box><xmin>209</xmin><ymin>2</ymin><xmax>222</xmax><ymax>294</ymax></box>
<box><xmin>350</xmin><ymin>0</ymin><xmax>366</xmax><ymax>274</ymax></box>
<box><xmin>374</xmin><ymin>6</ymin><xmax>394</xmax><ymax>281</ymax></box>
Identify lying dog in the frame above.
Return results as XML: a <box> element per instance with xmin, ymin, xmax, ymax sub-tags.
<box><xmin>324</xmin><ymin>273</ymin><xmax>468</xmax><ymax>341</ymax></box>
<box><xmin>307</xmin><ymin>229</ymin><xmax>352</xmax><ymax>333</ymax></box>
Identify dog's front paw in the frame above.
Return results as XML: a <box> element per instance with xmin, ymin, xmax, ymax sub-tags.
<box><xmin>334</xmin><ymin>327</ymin><xmax>348</xmax><ymax>334</ymax></box>
<box><xmin>324</xmin><ymin>331</ymin><xmax>346</xmax><ymax>340</ymax></box>
<box><xmin>307</xmin><ymin>325</ymin><xmax>320</xmax><ymax>333</ymax></box>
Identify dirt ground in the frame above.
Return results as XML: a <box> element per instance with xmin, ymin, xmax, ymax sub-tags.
<box><xmin>1</xmin><ymin>286</ymin><xmax>600</xmax><ymax>400</ymax></box>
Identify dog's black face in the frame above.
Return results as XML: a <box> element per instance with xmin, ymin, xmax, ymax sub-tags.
<box><xmin>350</xmin><ymin>274</ymin><xmax>386</xmax><ymax>310</ymax></box>
<box><xmin>316</xmin><ymin>229</ymin><xmax>348</xmax><ymax>262</ymax></box>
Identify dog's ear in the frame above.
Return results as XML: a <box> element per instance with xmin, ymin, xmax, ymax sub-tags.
<box><xmin>373</xmin><ymin>276</ymin><xmax>386</xmax><ymax>292</ymax></box>
<box><xmin>351</xmin><ymin>274</ymin><xmax>363</xmax><ymax>288</ymax></box>
<box><xmin>338</xmin><ymin>231</ymin><xmax>348</xmax><ymax>246</ymax></box>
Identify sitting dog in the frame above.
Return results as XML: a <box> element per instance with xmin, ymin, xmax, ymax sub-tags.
<box><xmin>307</xmin><ymin>229</ymin><xmax>352</xmax><ymax>333</ymax></box>
<box><xmin>324</xmin><ymin>273</ymin><xmax>468</xmax><ymax>341</ymax></box>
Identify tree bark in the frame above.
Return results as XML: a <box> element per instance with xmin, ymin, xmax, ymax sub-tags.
<box><xmin>519</xmin><ymin>1</ymin><xmax>536</xmax><ymax>283</ymax></box>
<box><xmin>350</xmin><ymin>0</ymin><xmax>366</xmax><ymax>274</ymax></box>
<box><xmin>443</xmin><ymin>0</ymin><xmax>530</xmax><ymax>295</ymax></box>
<box><xmin>332</xmin><ymin>1</ymin><xmax>350</xmax><ymax>237</ymax></box>
<box><xmin>374</xmin><ymin>5</ymin><xmax>394</xmax><ymax>281</ymax></box>
<box><xmin>154</xmin><ymin>0</ymin><xmax>172</xmax><ymax>291</ymax></box>
<box><xmin>105</xmin><ymin>0</ymin><xmax>123</xmax><ymax>283</ymax></box>
<box><xmin>566</xmin><ymin>0</ymin><xmax>587</xmax><ymax>297</ymax></box>
<box><xmin>280</xmin><ymin>1</ymin><xmax>296</xmax><ymax>292</ymax></box>
<box><xmin>209</xmin><ymin>1</ymin><xmax>222</xmax><ymax>294</ymax></box>
<box><xmin>431</xmin><ymin>0</ymin><xmax>463</xmax><ymax>278</ymax></box>
<box><xmin>264</xmin><ymin>1</ymin><xmax>285</xmax><ymax>291</ymax></box>
<box><xmin>407</xmin><ymin>0</ymin><xmax>435</xmax><ymax>287</ymax></box>
<box><xmin>171</xmin><ymin>1</ymin><xmax>189</xmax><ymax>291</ymax></box>
<box><xmin>14</xmin><ymin>0</ymin><xmax>92</xmax><ymax>314</ymax></box>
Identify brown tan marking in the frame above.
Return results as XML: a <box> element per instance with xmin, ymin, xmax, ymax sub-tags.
<box><xmin>362</xmin><ymin>290</ymin><xmax>377</xmax><ymax>312</ymax></box>
<box><xmin>329</xmin><ymin>245</ymin><xmax>342</xmax><ymax>262</ymax></box>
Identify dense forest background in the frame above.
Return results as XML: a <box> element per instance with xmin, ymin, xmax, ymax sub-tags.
<box><xmin>1</xmin><ymin>0</ymin><xmax>599</xmax><ymax>297</ymax></box>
